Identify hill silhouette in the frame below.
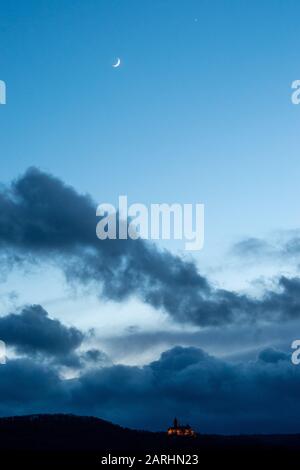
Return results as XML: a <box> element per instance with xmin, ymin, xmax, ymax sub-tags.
<box><xmin>0</xmin><ymin>414</ymin><xmax>299</xmax><ymax>465</ymax></box>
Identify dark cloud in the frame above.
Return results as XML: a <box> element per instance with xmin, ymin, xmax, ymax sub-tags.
<box><xmin>0</xmin><ymin>346</ymin><xmax>299</xmax><ymax>434</ymax></box>
<box><xmin>83</xmin><ymin>349</ymin><xmax>106</xmax><ymax>362</ymax></box>
<box><xmin>0</xmin><ymin>304</ymin><xmax>111</xmax><ymax>370</ymax></box>
<box><xmin>1</xmin><ymin>168</ymin><xmax>300</xmax><ymax>327</ymax></box>
<box><xmin>0</xmin><ymin>305</ymin><xmax>84</xmax><ymax>360</ymax></box>
<box><xmin>258</xmin><ymin>348</ymin><xmax>290</xmax><ymax>364</ymax></box>
<box><xmin>0</xmin><ymin>358</ymin><xmax>68</xmax><ymax>416</ymax></box>
<box><xmin>259</xmin><ymin>276</ymin><xmax>300</xmax><ymax>321</ymax></box>
<box><xmin>80</xmin><ymin>349</ymin><xmax>112</xmax><ymax>368</ymax></box>
<box><xmin>0</xmin><ymin>305</ymin><xmax>112</xmax><ymax>370</ymax></box>
<box><xmin>0</xmin><ymin>168</ymin><xmax>236</xmax><ymax>326</ymax></box>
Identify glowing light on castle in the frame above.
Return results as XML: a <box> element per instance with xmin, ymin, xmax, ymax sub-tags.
<box><xmin>167</xmin><ymin>418</ymin><xmax>196</xmax><ymax>437</ymax></box>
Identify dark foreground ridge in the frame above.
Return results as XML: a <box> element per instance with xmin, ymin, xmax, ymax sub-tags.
<box><xmin>0</xmin><ymin>414</ymin><xmax>299</xmax><ymax>466</ymax></box>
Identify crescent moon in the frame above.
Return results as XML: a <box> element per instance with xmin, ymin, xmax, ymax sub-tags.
<box><xmin>112</xmin><ymin>58</ymin><xmax>121</xmax><ymax>68</ymax></box>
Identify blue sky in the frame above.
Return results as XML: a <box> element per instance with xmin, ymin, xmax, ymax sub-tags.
<box><xmin>1</xmin><ymin>0</ymin><xmax>300</xmax><ymax>432</ymax></box>
<box><xmin>1</xmin><ymin>0</ymin><xmax>300</xmax><ymax>256</ymax></box>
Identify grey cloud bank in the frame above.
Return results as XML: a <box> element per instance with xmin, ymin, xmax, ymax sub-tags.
<box><xmin>0</xmin><ymin>169</ymin><xmax>300</xmax><ymax>434</ymax></box>
<box><xmin>0</xmin><ymin>345</ymin><xmax>298</xmax><ymax>434</ymax></box>
<box><xmin>1</xmin><ymin>168</ymin><xmax>300</xmax><ymax>327</ymax></box>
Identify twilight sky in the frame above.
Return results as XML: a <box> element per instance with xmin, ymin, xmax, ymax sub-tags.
<box><xmin>0</xmin><ymin>0</ymin><xmax>300</xmax><ymax>433</ymax></box>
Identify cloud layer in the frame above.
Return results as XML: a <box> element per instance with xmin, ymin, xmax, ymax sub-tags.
<box><xmin>1</xmin><ymin>168</ymin><xmax>300</xmax><ymax>433</ymax></box>
<box><xmin>0</xmin><ymin>345</ymin><xmax>298</xmax><ymax>434</ymax></box>
<box><xmin>1</xmin><ymin>168</ymin><xmax>300</xmax><ymax>327</ymax></box>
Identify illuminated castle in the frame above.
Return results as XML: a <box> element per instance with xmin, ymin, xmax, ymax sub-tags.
<box><xmin>167</xmin><ymin>417</ymin><xmax>196</xmax><ymax>437</ymax></box>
